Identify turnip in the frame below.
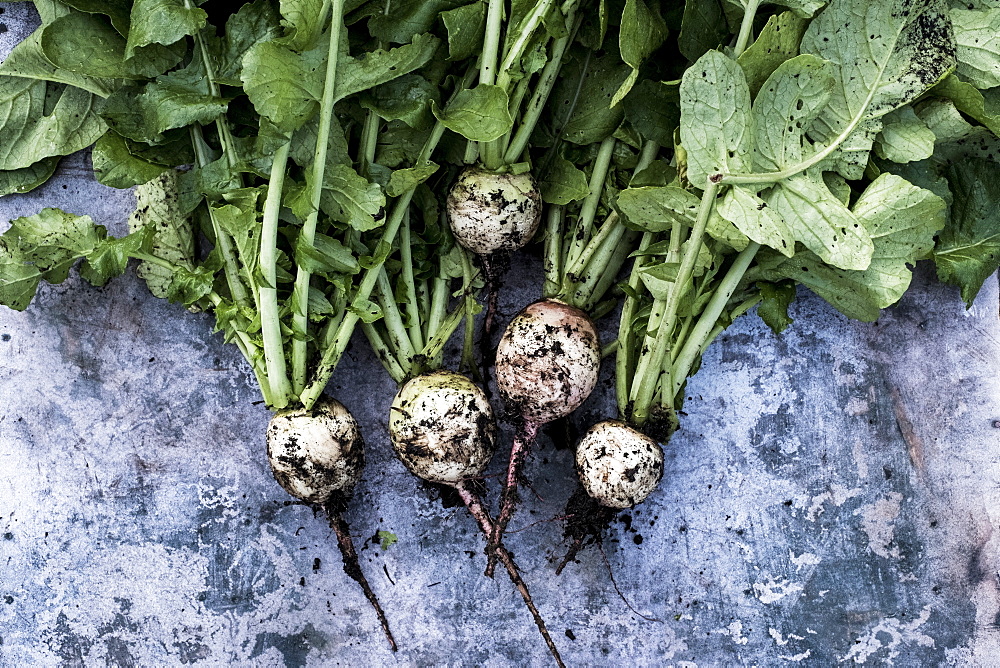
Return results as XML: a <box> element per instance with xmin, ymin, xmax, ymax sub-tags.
<box><xmin>555</xmin><ymin>421</ymin><xmax>663</xmax><ymax>575</ymax></box>
<box><xmin>387</xmin><ymin>371</ymin><xmax>565</xmax><ymax>668</ymax></box>
<box><xmin>446</xmin><ymin>168</ymin><xmax>543</xmax><ymax>257</ymax></box>
<box><xmin>266</xmin><ymin>397</ymin><xmax>397</xmax><ymax>652</ymax></box>
<box><xmin>490</xmin><ymin>298</ymin><xmax>600</xmax><ymax>560</ymax></box>
<box><xmin>574</xmin><ymin>420</ymin><xmax>664</xmax><ymax>510</ymax></box>
<box><xmin>442</xmin><ymin>0</ymin><xmax>582</xmax><ymax>338</ymax></box>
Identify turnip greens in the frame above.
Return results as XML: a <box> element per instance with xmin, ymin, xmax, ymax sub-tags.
<box><xmin>2</xmin><ymin>0</ymin><xmax>1000</xmax><ymax>661</ymax></box>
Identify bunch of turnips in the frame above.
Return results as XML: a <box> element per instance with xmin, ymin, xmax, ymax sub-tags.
<box><xmin>3</xmin><ymin>0</ymin><xmax>1000</xmax><ymax>663</ymax></box>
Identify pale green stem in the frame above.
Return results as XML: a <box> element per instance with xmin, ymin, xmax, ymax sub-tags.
<box><xmin>733</xmin><ymin>0</ymin><xmax>761</xmax><ymax>58</ymax></box>
<box><xmin>670</xmin><ymin>242</ymin><xmax>760</xmax><ymax>399</ymax></box>
<box><xmin>291</xmin><ymin>0</ymin><xmax>346</xmax><ymax>395</ymax></box>
<box><xmin>259</xmin><ymin>141</ymin><xmax>294</xmax><ymax>407</ymax></box>
<box><xmin>480</xmin><ymin>0</ymin><xmax>506</xmax><ymax>169</ymax></box>
<box><xmin>542</xmin><ymin>206</ymin><xmax>564</xmax><ymax>298</ymax></box>
<box><xmin>503</xmin><ymin>9</ymin><xmax>579</xmax><ymax>164</ymax></box>
<box><xmin>565</xmin><ymin>137</ymin><xmax>616</xmax><ymax>269</ymax></box>
<box><xmin>575</xmin><ymin>228</ymin><xmax>638</xmax><ymax>312</ymax></box>
<box><xmin>399</xmin><ymin>211</ymin><xmax>425</xmax><ymax>353</ymax></box>
<box><xmin>426</xmin><ymin>274</ymin><xmax>449</xmax><ymax>350</ymax></box>
<box><xmin>496</xmin><ymin>0</ymin><xmax>556</xmax><ymax>90</ymax></box>
<box><xmin>616</xmin><ymin>232</ymin><xmax>652</xmax><ymax>415</ymax></box>
<box><xmin>459</xmin><ymin>246</ymin><xmax>478</xmax><ymax>374</ymax></box>
<box><xmin>421</xmin><ymin>305</ymin><xmax>465</xmax><ymax>362</ymax></box>
<box><xmin>189</xmin><ymin>126</ymin><xmax>253</xmax><ymax>310</ymax></box>
<box><xmin>375</xmin><ymin>267</ymin><xmax>417</xmax><ymax>374</ymax></box>
<box><xmin>301</xmin><ymin>70</ymin><xmax>474</xmax><ymax>408</ymax></box>
<box><xmin>362</xmin><ymin>321</ymin><xmax>407</xmax><ymax>385</ymax></box>
<box><xmin>629</xmin><ymin>180</ymin><xmax>719</xmax><ymax>425</ymax></box>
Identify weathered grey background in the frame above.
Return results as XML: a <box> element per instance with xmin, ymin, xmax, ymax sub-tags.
<box><xmin>3</xmin><ymin>3</ymin><xmax>1000</xmax><ymax>665</ymax></box>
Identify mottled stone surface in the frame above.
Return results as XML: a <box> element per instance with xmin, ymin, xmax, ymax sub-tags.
<box><xmin>3</xmin><ymin>4</ymin><xmax>1000</xmax><ymax>666</ymax></box>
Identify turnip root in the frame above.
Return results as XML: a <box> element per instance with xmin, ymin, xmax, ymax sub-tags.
<box><xmin>266</xmin><ymin>397</ymin><xmax>397</xmax><ymax>652</ymax></box>
<box><xmin>446</xmin><ymin>167</ymin><xmax>542</xmax><ymax>256</ymax></box>
<box><xmin>447</xmin><ymin>167</ymin><xmax>543</xmax><ymax>337</ymax></box>
<box><xmin>556</xmin><ymin>421</ymin><xmax>664</xmax><ymax>575</ymax></box>
<box><xmin>489</xmin><ymin>299</ymin><xmax>600</xmax><ymax>571</ymax></box>
<box><xmin>389</xmin><ymin>371</ymin><xmax>495</xmax><ymax>484</ymax></box>
<box><xmin>388</xmin><ymin>370</ymin><xmax>565</xmax><ymax>668</ymax></box>
<box><xmin>575</xmin><ymin>421</ymin><xmax>663</xmax><ymax>510</ymax></box>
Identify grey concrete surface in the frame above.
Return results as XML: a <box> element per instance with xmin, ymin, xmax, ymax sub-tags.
<box><xmin>3</xmin><ymin>4</ymin><xmax>1000</xmax><ymax>666</ymax></box>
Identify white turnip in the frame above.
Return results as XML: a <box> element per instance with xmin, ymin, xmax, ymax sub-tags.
<box><xmin>575</xmin><ymin>420</ymin><xmax>663</xmax><ymax>510</ymax></box>
<box><xmin>447</xmin><ymin>167</ymin><xmax>543</xmax><ymax>337</ymax></box>
<box><xmin>446</xmin><ymin>167</ymin><xmax>542</xmax><ymax>256</ymax></box>
<box><xmin>389</xmin><ymin>370</ymin><xmax>495</xmax><ymax>485</ymax></box>
<box><xmin>387</xmin><ymin>370</ymin><xmax>565</xmax><ymax>668</ymax></box>
<box><xmin>555</xmin><ymin>422</ymin><xmax>663</xmax><ymax>576</ymax></box>
<box><xmin>266</xmin><ymin>397</ymin><xmax>397</xmax><ymax>652</ymax></box>
<box><xmin>488</xmin><ymin>299</ymin><xmax>600</xmax><ymax>569</ymax></box>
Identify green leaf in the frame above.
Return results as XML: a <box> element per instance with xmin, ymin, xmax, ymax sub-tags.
<box><xmin>751</xmin><ymin>55</ymin><xmax>835</xmax><ymax>173</ymax></box>
<box><xmin>616</xmin><ymin>185</ymin><xmax>700</xmax><ymax>232</ymax></box>
<box><xmin>59</xmin><ymin>0</ymin><xmax>132</xmax><ymax>34</ymax></box>
<box><xmin>0</xmin><ymin>22</ymin><xmax>117</xmax><ymax>97</ymax></box>
<box><xmin>950</xmin><ymin>8</ymin><xmax>1000</xmax><ymax>88</ymax></box>
<box><xmin>874</xmin><ymin>106</ymin><xmax>935</xmax><ymax>163</ymax></box>
<box><xmin>934</xmin><ymin>158</ymin><xmax>1000</xmax><ymax>306</ymax></box>
<box><xmin>128</xmin><ymin>171</ymin><xmax>198</xmax><ymax>299</ymax></box>
<box><xmin>765</xmin><ymin>173</ymin><xmax>872</xmax><ymax>270</ymax></box>
<box><xmin>213</xmin><ymin>196</ymin><xmax>263</xmax><ymax>278</ymax></box>
<box><xmin>368</xmin><ymin>0</ymin><xmax>466</xmax><ymax>44</ymax></box>
<box><xmin>216</xmin><ymin>0</ymin><xmax>283</xmax><ymax>86</ymax></box>
<box><xmin>319</xmin><ymin>164</ymin><xmax>387</xmax><ymax>231</ymax></box>
<box><xmin>771</xmin><ymin>0</ymin><xmax>826</xmax><ymax>18</ymax></box>
<box><xmin>163</xmin><ymin>264</ymin><xmax>216</xmax><ymax>305</ymax></box>
<box><xmin>0</xmin><ymin>158</ymin><xmax>60</xmax><ymax>197</ymax></box>
<box><xmin>125</xmin><ymin>0</ymin><xmax>207</xmax><ymax>58</ymax></box>
<box><xmin>431</xmin><ymin>83</ymin><xmax>513</xmax><ymax>142</ymax></box>
<box><xmin>539</xmin><ymin>155</ymin><xmax>591</xmax><ymax>205</ymax></box>
<box><xmin>334</xmin><ymin>32</ymin><xmax>440</xmax><ymax>102</ymax></box>
<box><xmin>377</xmin><ymin>530</ymin><xmax>398</xmax><ymax>551</ymax></box>
<box><xmin>294</xmin><ymin>232</ymin><xmax>360</xmax><ymax>275</ymax></box>
<box><xmin>621</xmin><ymin>79</ymin><xmax>680</xmax><ymax>148</ymax></box>
<box><xmin>80</xmin><ymin>226</ymin><xmax>154</xmax><ymax>287</ymax></box>
<box><xmin>800</xmin><ymin>0</ymin><xmax>957</xmax><ymax>180</ymax></box>
<box><xmin>441</xmin><ymin>2</ymin><xmax>487</xmax><ymax>61</ymax></box>
<box><xmin>386</xmin><ymin>162</ymin><xmax>439</xmax><ymax>198</ymax></box>
<box><xmin>764</xmin><ymin>174</ymin><xmax>945</xmax><ymax>319</ymax></box>
<box><xmin>737</xmin><ymin>11</ymin><xmax>810</xmax><ymax>97</ymax></box>
<box><xmin>552</xmin><ymin>50</ymin><xmax>631</xmax><ymax>145</ymax></box>
<box><xmin>242</xmin><ymin>32</ymin><xmax>439</xmax><ymax>132</ymax></box>
<box><xmin>360</xmin><ymin>74</ymin><xmax>440</xmax><ymax>130</ymax></box>
<box><xmin>756</xmin><ymin>281</ymin><xmax>796</xmax><ymax>333</ymax></box>
<box><xmin>41</xmin><ymin>12</ymin><xmax>186</xmax><ymax>80</ymax></box>
<box><xmin>932</xmin><ymin>74</ymin><xmax>1000</xmax><ymax>137</ymax></box>
<box><xmin>92</xmin><ymin>131</ymin><xmax>170</xmax><ymax>188</ymax></box>
<box><xmin>0</xmin><ymin>208</ymin><xmax>104</xmax><ymax>309</ymax></box>
<box><xmin>0</xmin><ymin>248</ymin><xmax>45</xmax><ymax>311</ymax></box>
<box><xmin>0</xmin><ymin>78</ymin><xmax>106</xmax><ymax>171</ymax></box>
<box><xmin>678</xmin><ymin>0</ymin><xmax>729</xmax><ymax>63</ymax></box>
<box><xmin>241</xmin><ymin>39</ymin><xmax>326</xmax><ymax>132</ymax></box>
<box><xmin>716</xmin><ymin>186</ymin><xmax>794</xmax><ymax>256</ymax></box>
<box><xmin>614</xmin><ymin>0</ymin><xmax>668</xmax><ymax>103</ymax></box>
<box><xmin>679</xmin><ymin>50</ymin><xmax>752</xmax><ymax>185</ymax></box>
<box><xmin>348</xmin><ymin>297</ymin><xmax>383</xmax><ymax>323</ymax></box>
<box><xmin>278</xmin><ymin>0</ymin><xmax>327</xmax><ymax>51</ymax></box>
<box><xmin>135</xmin><ymin>61</ymin><xmax>231</xmax><ymax>138</ymax></box>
